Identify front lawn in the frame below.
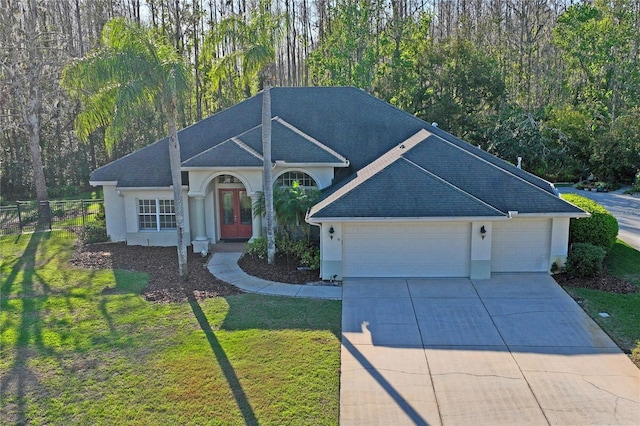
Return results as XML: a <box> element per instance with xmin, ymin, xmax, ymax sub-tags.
<box><xmin>0</xmin><ymin>232</ymin><xmax>341</xmax><ymax>425</ymax></box>
<box><xmin>562</xmin><ymin>239</ymin><xmax>640</xmax><ymax>356</ymax></box>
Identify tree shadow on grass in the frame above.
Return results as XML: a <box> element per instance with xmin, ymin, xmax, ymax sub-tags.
<box><xmin>1</xmin><ymin>232</ymin><xmax>47</xmax><ymax>425</ymax></box>
<box><xmin>0</xmin><ymin>233</ymin><xmax>142</xmax><ymax>424</ymax></box>
<box><xmin>186</xmin><ymin>291</ymin><xmax>259</xmax><ymax>425</ymax></box>
<box><xmin>219</xmin><ymin>293</ymin><xmax>341</xmax><ymax>339</ymax></box>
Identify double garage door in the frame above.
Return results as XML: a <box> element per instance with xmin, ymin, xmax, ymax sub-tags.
<box><xmin>341</xmin><ymin>219</ymin><xmax>551</xmax><ymax>278</ymax></box>
<box><xmin>342</xmin><ymin>222</ymin><xmax>471</xmax><ymax>277</ymax></box>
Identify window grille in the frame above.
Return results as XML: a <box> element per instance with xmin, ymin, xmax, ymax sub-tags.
<box><xmin>276</xmin><ymin>171</ymin><xmax>317</xmax><ymax>188</ymax></box>
<box><xmin>138</xmin><ymin>199</ymin><xmax>176</xmax><ymax>231</ymax></box>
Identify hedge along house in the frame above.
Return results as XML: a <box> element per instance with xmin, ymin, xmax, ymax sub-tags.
<box><xmin>90</xmin><ymin>87</ymin><xmax>587</xmax><ymax>280</ymax></box>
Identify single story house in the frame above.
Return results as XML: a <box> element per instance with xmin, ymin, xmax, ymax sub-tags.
<box><xmin>90</xmin><ymin>87</ymin><xmax>587</xmax><ymax>280</ymax></box>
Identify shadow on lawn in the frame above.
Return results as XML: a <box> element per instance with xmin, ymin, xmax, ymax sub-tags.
<box><xmin>187</xmin><ymin>292</ymin><xmax>259</xmax><ymax>425</ymax></box>
<box><xmin>1</xmin><ymin>232</ymin><xmax>47</xmax><ymax>425</ymax></box>
<box><xmin>219</xmin><ymin>293</ymin><xmax>342</xmax><ymax>339</ymax></box>
<box><xmin>1</xmin><ymin>233</ymin><xmax>136</xmax><ymax>424</ymax></box>
<box><xmin>185</xmin><ymin>293</ymin><xmax>341</xmax><ymax>425</ymax></box>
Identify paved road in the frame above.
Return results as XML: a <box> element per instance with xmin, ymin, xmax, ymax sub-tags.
<box><xmin>558</xmin><ymin>187</ymin><xmax>640</xmax><ymax>251</ymax></box>
<box><xmin>340</xmin><ymin>275</ymin><xmax>640</xmax><ymax>425</ymax></box>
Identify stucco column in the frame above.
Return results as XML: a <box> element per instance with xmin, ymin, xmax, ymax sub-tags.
<box><xmin>549</xmin><ymin>217</ymin><xmax>570</xmax><ymax>271</ymax></box>
<box><xmin>249</xmin><ymin>193</ymin><xmax>262</xmax><ymax>240</ymax></box>
<box><xmin>192</xmin><ymin>196</ymin><xmax>207</xmax><ymax>241</ymax></box>
<box><xmin>470</xmin><ymin>222</ymin><xmax>492</xmax><ymax>280</ymax></box>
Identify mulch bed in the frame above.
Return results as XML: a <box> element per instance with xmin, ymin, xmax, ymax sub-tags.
<box><xmin>70</xmin><ymin>242</ymin><xmax>637</xmax><ymax>304</ymax></box>
<box><xmin>70</xmin><ymin>242</ymin><xmax>321</xmax><ymax>303</ymax></box>
<box><xmin>554</xmin><ymin>272</ymin><xmax>639</xmax><ymax>294</ymax></box>
<box><xmin>237</xmin><ymin>253</ymin><xmax>321</xmax><ymax>284</ymax></box>
<box><xmin>70</xmin><ymin>242</ymin><xmax>243</xmax><ymax>303</ymax></box>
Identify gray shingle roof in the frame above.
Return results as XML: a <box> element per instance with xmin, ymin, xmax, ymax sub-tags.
<box><xmin>309</xmin><ymin>130</ymin><xmax>505</xmax><ymax>218</ymax></box>
<box><xmin>90</xmin><ymin>87</ymin><xmax>582</xmax><ymax>217</ymax></box>
<box><xmin>403</xmin><ymin>135</ymin><xmax>583</xmax><ymax>215</ymax></box>
<box><xmin>308</xmin><ymin>129</ymin><xmax>584</xmax><ymax>219</ymax></box>
<box><xmin>228</xmin><ymin>117</ymin><xmax>348</xmax><ymax>165</ymax></box>
<box><xmin>182</xmin><ymin>138</ymin><xmax>263</xmax><ymax>167</ymax></box>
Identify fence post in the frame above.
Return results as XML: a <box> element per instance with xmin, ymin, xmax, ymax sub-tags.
<box><xmin>43</xmin><ymin>201</ymin><xmax>52</xmax><ymax>231</ymax></box>
<box><xmin>17</xmin><ymin>202</ymin><xmax>23</xmax><ymax>233</ymax></box>
<box><xmin>81</xmin><ymin>200</ymin><xmax>86</xmax><ymax>229</ymax></box>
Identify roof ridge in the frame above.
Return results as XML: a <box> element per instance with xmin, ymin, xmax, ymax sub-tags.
<box><xmin>400</xmin><ymin>156</ymin><xmax>507</xmax><ymax>216</ymax></box>
<box><xmin>354</xmin><ymin>88</ymin><xmax>557</xmax><ymax>193</ymax></box>
<box><xmin>309</xmin><ymin>129</ymin><xmax>430</xmax><ymax>217</ymax></box>
<box><xmin>273</xmin><ymin>116</ymin><xmax>349</xmax><ymax>164</ymax></box>
<box><xmin>231</xmin><ymin>137</ymin><xmax>264</xmax><ymax>161</ymax></box>
<box><xmin>430</xmin><ymin>133</ymin><xmax>568</xmax><ymax>204</ymax></box>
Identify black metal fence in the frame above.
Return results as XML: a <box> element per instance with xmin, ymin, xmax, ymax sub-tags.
<box><xmin>0</xmin><ymin>199</ymin><xmax>104</xmax><ymax>236</ymax></box>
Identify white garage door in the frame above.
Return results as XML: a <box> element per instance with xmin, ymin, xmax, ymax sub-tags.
<box><xmin>342</xmin><ymin>222</ymin><xmax>471</xmax><ymax>277</ymax></box>
<box><xmin>491</xmin><ymin>219</ymin><xmax>551</xmax><ymax>272</ymax></box>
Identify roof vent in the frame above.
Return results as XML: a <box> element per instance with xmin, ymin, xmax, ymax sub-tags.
<box><xmin>517</xmin><ymin>157</ymin><xmax>522</xmax><ymax>169</ymax></box>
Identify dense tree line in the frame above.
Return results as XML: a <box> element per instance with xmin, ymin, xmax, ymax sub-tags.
<box><xmin>1</xmin><ymin>0</ymin><xmax>639</xmax><ymax>201</ymax></box>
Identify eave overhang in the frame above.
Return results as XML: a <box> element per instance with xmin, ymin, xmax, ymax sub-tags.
<box><xmin>306</xmin><ymin>215</ymin><xmax>510</xmax><ymax>224</ymax></box>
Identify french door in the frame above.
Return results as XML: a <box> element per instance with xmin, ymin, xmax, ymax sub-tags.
<box><xmin>219</xmin><ymin>189</ymin><xmax>252</xmax><ymax>239</ymax></box>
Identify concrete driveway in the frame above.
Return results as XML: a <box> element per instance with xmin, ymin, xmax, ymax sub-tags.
<box><xmin>558</xmin><ymin>187</ymin><xmax>640</xmax><ymax>251</ymax></box>
<box><xmin>340</xmin><ymin>274</ymin><xmax>640</xmax><ymax>425</ymax></box>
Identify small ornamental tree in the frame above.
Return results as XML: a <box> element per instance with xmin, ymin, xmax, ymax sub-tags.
<box><xmin>253</xmin><ymin>181</ymin><xmax>321</xmax><ymax>240</ymax></box>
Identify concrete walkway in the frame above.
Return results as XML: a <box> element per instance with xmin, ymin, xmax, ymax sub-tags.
<box><xmin>341</xmin><ymin>275</ymin><xmax>640</xmax><ymax>425</ymax></box>
<box><xmin>208</xmin><ymin>252</ymin><xmax>342</xmax><ymax>300</ymax></box>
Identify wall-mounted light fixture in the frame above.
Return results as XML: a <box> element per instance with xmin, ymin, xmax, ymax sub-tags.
<box><xmin>329</xmin><ymin>226</ymin><xmax>335</xmax><ymax>240</ymax></box>
<box><xmin>480</xmin><ymin>225</ymin><xmax>487</xmax><ymax>239</ymax></box>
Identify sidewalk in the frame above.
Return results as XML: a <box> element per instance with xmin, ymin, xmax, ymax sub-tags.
<box><xmin>208</xmin><ymin>252</ymin><xmax>342</xmax><ymax>300</ymax></box>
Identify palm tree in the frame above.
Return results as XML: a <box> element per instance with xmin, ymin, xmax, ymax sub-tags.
<box><xmin>262</xmin><ymin>85</ymin><xmax>276</xmax><ymax>265</ymax></box>
<box><xmin>207</xmin><ymin>0</ymin><xmax>284</xmax><ymax>99</ymax></box>
<box><xmin>61</xmin><ymin>18</ymin><xmax>191</xmax><ymax>281</ymax></box>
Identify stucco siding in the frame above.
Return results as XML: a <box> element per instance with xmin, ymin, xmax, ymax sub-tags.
<box><xmin>102</xmin><ymin>185</ymin><xmax>126</xmax><ymax>242</ymax></box>
<box><xmin>118</xmin><ymin>188</ymin><xmax>190</xmax><ymax>247</ymax></box>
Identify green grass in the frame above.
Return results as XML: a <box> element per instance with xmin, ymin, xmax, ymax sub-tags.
<box><xmin>64</xmin><ymin>189</ymin><xmax>103</xmax><ymax>200</ymax></box>
<box><xmin>1</xmin><ymin>233</ymin><xmax>341</xmax><ymax>425</ymax></box>
<box><xmin>563</xmin><ymin>239</ymin><xmax>640</xmax><ymax>352</ymax></box>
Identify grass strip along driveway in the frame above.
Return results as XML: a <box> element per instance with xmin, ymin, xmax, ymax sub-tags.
<box><xmin>0</xmin><ymin>233</ymin><xmax>341</xmax><ymax>425</ymax></box>
<box><xmin>562</xmin><ymin>239</ymin><xmax>640</xmax><ymax>362</ymax></box>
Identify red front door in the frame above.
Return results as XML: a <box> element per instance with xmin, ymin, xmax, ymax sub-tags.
<box><xmin>219</xmin><ymin>189</ymin><xmax>252</xmax><ymax>239</ymax></box>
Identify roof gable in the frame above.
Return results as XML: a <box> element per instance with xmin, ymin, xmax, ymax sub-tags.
<box><xmin>182</xmin><ymin>138</ymin><xmax>263</xmax><ymax>167</ymax></box>
<box><xmin>309</xmin><ymin>130</ymin><xmax>506</xmax><ymax>219</ymax></box>
<box><xmin>231</xmin><ymin>117</ymin><xmax>349</xmax><ymax>165</ymax></box>
<box><xmin>308</xmin><ymin>129</ymin><xmax>584</xmax><ymax>220</ymax></box>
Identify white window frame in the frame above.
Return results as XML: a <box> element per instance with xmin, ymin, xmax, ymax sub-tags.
<box><xmin>138</xmin><ymin>199</ymin><xmax>176</xmax><ymax>231</ymax></box>
<box><xmin>276</xmin><ymin>171</ymin><xmax>317</xmax><ymax>188</ymax></box>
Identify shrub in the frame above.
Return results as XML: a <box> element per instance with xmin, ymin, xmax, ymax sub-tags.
<box><xmin>298</xmin><ymin>243</ymin><xmax>320</xmax><ymax>269</ymax></box>
<box><xmin>95</xmin><ymin>202</ymin><xmax>106</xmax><ymax>222</ymax></box>
<box><xmin>246</xmin><ymin>237</ymin><xmax>267</xmax><ymax>259</ymax></box>
<box><xmin>82</xmin><ymin>224</ymin><xmax>109</xmax><ymax>244</ymax></box>
<box><xmin>276</xmin><ymin>237</ymin><xmax>320</xmax><ymax>269</ymax></box>
<box><xmin>632</xmin><ymin>342</ymin><xmax>640</xmax><ymax>367</ymax></box>
<box><xmin>560</xmin><ymin>194</ymin><xmax>618</xmax><ymax>250</ymax></box>
<box><xmin>565</xmin><ymin>243</ymin><xmax>606</xmax><ymax>278</ymax></box>
<box><xmin>246</xmin><ymin>236</ymin><xmax>320</xmax><ymax>269</ymax></box>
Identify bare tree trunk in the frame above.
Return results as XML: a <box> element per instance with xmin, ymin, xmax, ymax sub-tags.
<box><xmin>26</xmin><ymin>98</ymin><xmax>48</xmax><ymax>205</ymax></box>
<box><xmin>166</xmin><ymin>99</ymin><xmax>189</xmax><ymax>281</ymax></box>
<box><xmin>5</xmin><ymin>0</ymin><xmax>50</xmax><ymax>204</ymax></box>
<box><xmin>261</xmin><ymin>85</ymin><xmax>275</xmax><ymax>265</ymax></box>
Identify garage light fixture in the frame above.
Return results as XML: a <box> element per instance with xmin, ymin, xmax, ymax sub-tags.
<box><xmin>329</xmin><ymin>226</ymin><xmax>335</xmax><ymax>239</ymax></box>
<box><xmin>480</xmin><ymin>225</ymin><xmax>487</xmax><ymax>239</ymax></box>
